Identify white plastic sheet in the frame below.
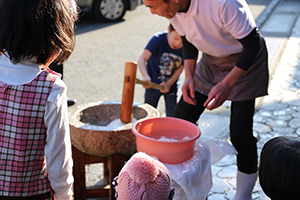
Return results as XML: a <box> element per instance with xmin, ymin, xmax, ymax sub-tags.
<box><xmin>163</xmin><ymin>139</ymin><xmax>237</xmax><ymax>200</ymax></box>
<box><xmin>206</xmin><ymin>139</ymin><xmax>238</xmax><ymax>165</ymax></box>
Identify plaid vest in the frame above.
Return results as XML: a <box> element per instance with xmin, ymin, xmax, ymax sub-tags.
<box><xmin>0</xmin><ymin>70</ymin><xmax>58</xmax><ymax>199</ymax></box>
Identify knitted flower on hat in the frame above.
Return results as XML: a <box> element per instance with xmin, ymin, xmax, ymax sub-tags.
<box><xmin>115</xmin><ymin>152</ymin><xmax>172</xmax><ymax>200</ymax></box>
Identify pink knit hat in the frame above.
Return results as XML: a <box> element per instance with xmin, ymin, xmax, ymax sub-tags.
<box><xmin>114</xmin><ymin>152</ymin><xmax>174</xmax><ymax>200</ymax></box>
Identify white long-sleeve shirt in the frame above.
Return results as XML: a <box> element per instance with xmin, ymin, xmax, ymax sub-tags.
<box><xmin>0</xmin><ymin>54</ymin><xmax>73</xmax><ymax>200</ymax></box>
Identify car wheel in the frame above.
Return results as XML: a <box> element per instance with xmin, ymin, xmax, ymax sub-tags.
<box><xmin>93</xmin><ymin>0</ymin><xmax>128</xmax><ymax>22</ymax></box>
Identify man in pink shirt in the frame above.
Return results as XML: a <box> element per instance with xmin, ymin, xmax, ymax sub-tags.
<box><xmin>143</xmin><ymin>0</ymin><xmax>269</xmax><ymax>199</ymax></box>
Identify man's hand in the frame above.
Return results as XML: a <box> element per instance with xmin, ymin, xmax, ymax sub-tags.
<box><xmin>204</xmin><ymin>66</ymin><xmax>245</xmax><ymax>110</ymax></box>
<box><xmin>182</xmin><ymin>76</ymin><xmax>197</xmax><ymax>105</ymax></box>
<box><xmin>204</xmin><ymin>81</ymin><xmax>232</xmax><ymax>110</ymax></box>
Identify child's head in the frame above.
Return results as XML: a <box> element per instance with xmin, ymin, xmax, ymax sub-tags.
<box><xmin>167</xmin><ymin>23</ymin><xmax>182</xmax><ymax>50</ymax></box>
<box><xmin>0</xmin><ymin>0</ymin><xmax>77</xmax><ymax>65</ymax></box>
<box><xmin>259</xmin><ymin>136</ymin><xmax>300</xmax><ymax>200</ymax></box>
<box><xmin>114</xmin><ymin>152</ymin><xmax>174</xmax><ymax>200</ymax></box>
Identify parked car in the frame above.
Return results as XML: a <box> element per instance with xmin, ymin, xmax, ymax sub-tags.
<box><xmin>77</xmin><ymin>0</ymin><xmax>140</xmax><ymax>22</ymax></box>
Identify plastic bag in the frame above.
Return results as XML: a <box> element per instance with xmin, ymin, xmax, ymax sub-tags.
<box><xmin>206</xmin><ymin>139</ymin><xmax>237</xmax><ymax>165</ymax></box>
<box><xmin>163</xmin><ymin>139</ymin><xmax>237</xmax><ymax>200</ymax></box>
<box><xmin>164</xmin><ymin>139</ymin><xmax>212</xmax><ymax>200</ymax></box>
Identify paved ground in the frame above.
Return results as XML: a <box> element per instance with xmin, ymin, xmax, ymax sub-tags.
<box><xmin>78</xmin><ymin>0</ymin><xmax>300</xmax><ymax>199</ymax></box>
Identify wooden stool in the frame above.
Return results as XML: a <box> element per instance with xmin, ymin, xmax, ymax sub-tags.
<box><xmin>72</xmin><ymin>145</ymin><xmax>130</xmax><ymax>200</ymax></box>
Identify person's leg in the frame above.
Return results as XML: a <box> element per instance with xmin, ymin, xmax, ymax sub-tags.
<box><xmin>145</xmin><ymin>88</ymin><xmax>161</xmax><ymax>109</ymax></box>
<box><xmin>49</xmin><ymin>62</ymin><xmax>63</xmax><ymax>78</ymax></box>
<box><xmin>230</xmin><ymin>99</ymin><xmax>257</xmax><ymax>200</ymax></box>
<box><xmin>230</xmin><ymin>99</ymin><xmax>257</xmax><ymax>173</ymax></box>
<box><xmin>163</xmin><ymin>92</ymin><xmax>177</xmax><ymax>117</ymax></box>
<box><xmin>48</xmin><ymin>62</ymin><xmax>76</xmax><ymax>106</ymax></box>
<box><xmin>173</xmin><ymin>91</ymin><xmax>207</xmax><ymax>124</ymax></box>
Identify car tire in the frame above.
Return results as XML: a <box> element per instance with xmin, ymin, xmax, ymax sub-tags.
<box><xmin>93</xmin><ymin>0</ymin><xmax>128</xmax><ymax>22</ymax></box>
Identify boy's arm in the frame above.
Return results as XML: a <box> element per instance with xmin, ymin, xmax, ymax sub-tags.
<box><xmin>160</xmin><ymin>65</ymin><xmax>184</xmax><ymax>93</ymax></box>
<box><xmin>137</xmin><ymin>49</ymin><xmax>152</xmax><ymax>89</ymax></box>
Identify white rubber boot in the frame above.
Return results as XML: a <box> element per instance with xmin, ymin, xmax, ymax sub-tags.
<box><xmin>232</xmin><ymin>170</ymin><xmax>257</xmax><ymax>200</ymax></box>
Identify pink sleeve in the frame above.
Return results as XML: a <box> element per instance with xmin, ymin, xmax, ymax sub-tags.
<box><xmin>220</xmin><ymin>0</ymin><xmax>256</xmax><ymax>39</ymax></box>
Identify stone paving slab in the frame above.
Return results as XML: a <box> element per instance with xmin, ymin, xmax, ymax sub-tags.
<box><xmin>198</xmin><ymin>114</ymin><xmax>230</xmax><ymax>140</ymax></box>
<box><xmin>260</xmin><ymin>0</ymin><xmax>300</xmax><ymax>37</ymax></box>
<box><xmin>262</xmin><ymin>13</ymin><xmax>298</xmax><ymax>37</ymax></box>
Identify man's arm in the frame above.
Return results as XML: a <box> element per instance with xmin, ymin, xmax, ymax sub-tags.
<box><xmin>180</xmin><ymin>36</ymin><xmax>198</xmax><ymax>105</ymax></box>
<box><xmin>204</xmin><ymin>28</ymin><xmax>260</xmax><ymax>110</ymax></box>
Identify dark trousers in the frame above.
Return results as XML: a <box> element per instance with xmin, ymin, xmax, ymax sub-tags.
<box><xmin>48</xmin><ymin>62</ymin><xmax>63</xmax><ymax>79</ymax></box>
<box><xmin>145</xmin><ymin>88</ymin><xmax>177</xmax><ymax>117</ymax></box>
<box><xmin>174</xmin><ymin>91</ymin><xmax>257</xmax><ymax>173</ymax></box>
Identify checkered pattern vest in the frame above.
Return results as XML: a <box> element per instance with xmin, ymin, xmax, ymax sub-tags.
<box><xmin>0</xmin><ymin>70</ymin><xmax>58</xmax><ymax>199</ymax></box>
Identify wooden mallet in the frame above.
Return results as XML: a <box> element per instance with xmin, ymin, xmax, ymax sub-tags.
<box><xmin>120</xmin><ymin>62</ymin><xmax>165</xmax><ymax>123</ymax></box>
<box><xmin>120</xmin><ymin>62</ymin><xmax>137</xmax><ymax>123</ymax></box>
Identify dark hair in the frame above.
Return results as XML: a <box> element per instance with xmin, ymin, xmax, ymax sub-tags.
<box><xmin>0</xmin><ymin>0</ymin><xmax>76</xmax><ymax>64</ymax></box>
<box><xmin>258</xmin><ymin>136</ymin><xmax>300</xmax><ymax>200</ymax></box>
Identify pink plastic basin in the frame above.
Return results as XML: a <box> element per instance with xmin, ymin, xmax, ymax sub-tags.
<box><xmin>132</xmin><ymin>117</ymin><xmax>201</xmax><ymax>164</ymax></box>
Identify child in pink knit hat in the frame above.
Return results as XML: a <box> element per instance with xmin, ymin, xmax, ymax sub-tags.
<box><xmin>113</xmin><ymin>152</ymin><xmax>175</xmax><ymax>200</ymax></box>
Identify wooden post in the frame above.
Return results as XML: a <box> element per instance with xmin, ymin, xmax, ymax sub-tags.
<box><xmin>108</xmin><ymin>154</ymin><xmax>126</xmax><ymax>200</ymax></box>
<box><xmin>72</xmin><ymin>145</ymin><xmax>87</xmax><ymax>200</ymax></box>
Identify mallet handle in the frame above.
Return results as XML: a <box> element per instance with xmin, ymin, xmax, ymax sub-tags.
<box><xmin>135</xmin><ymin>78</ymin><xmax>164</xmax><ymax>90</ymax></box>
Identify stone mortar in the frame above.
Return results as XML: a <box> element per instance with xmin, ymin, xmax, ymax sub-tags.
<box><xmin>69</xmin><ymin>101</ymin><xmax>160</xmax><ymax>157</ymax></box>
